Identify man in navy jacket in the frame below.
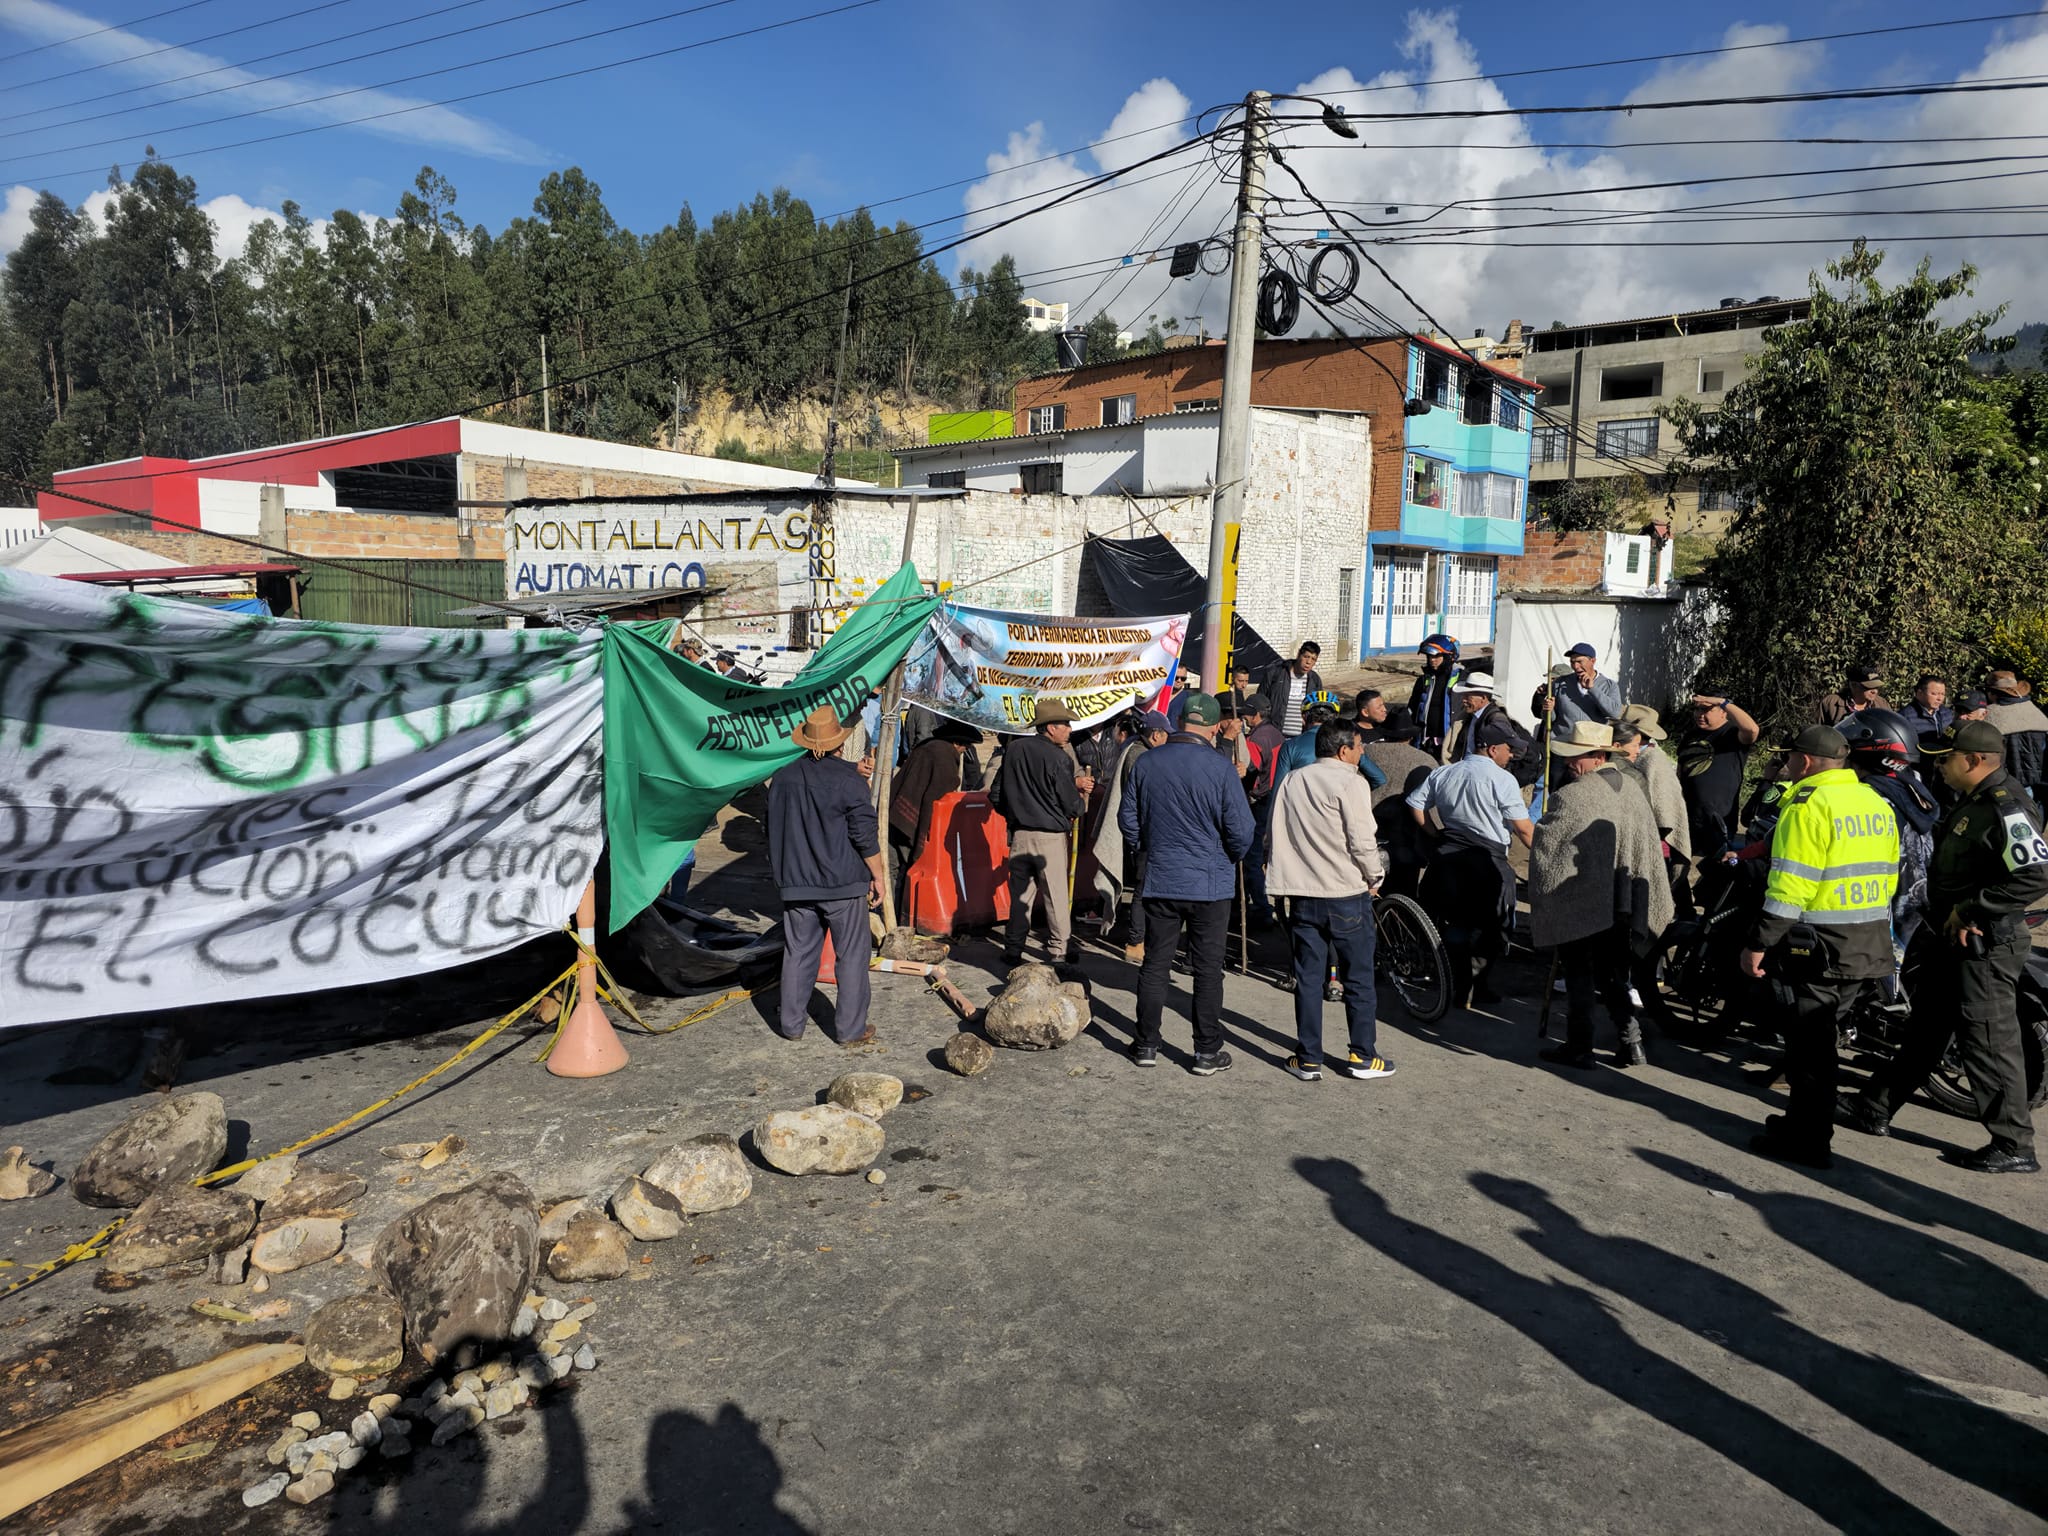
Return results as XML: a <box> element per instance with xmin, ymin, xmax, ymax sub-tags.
<box><xmin>1118</xmin><ymin>692</ymin><xmax>1256</xmax><ymax>1075</ymax></box>
<box><xmin>768</xmin><ymin>706</ymin><xmax>889</xmax><ymax>1045</ymax></box>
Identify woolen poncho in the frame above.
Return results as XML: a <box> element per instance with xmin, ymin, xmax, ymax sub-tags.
<box><xmin>1528</xmin><ymin>763</ymin><xmax>1674</xmax><ymax>951</ymax></box>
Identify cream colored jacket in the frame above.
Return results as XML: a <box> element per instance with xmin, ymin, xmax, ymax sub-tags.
<box><xmin>1265</xmin><ymin>757</ymin><xmax>1385</xmax><ymax>898</ymax></box>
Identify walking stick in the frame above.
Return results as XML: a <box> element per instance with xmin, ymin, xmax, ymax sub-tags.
<box><xmin>1237</xmin><ymin>864</ymin><xmax>1249</xmax><ymax>975</ymax></box>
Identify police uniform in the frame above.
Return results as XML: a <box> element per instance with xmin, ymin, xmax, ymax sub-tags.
<box><xmin>1849</xmin><ymin>722</ymin><xmax>2048</xmax><ymax>1166</ymax></box>
<box><xmin>1748</xmin><ymin>727</ymin><xmax>1899</xmax><ymax>1161</ymax></box>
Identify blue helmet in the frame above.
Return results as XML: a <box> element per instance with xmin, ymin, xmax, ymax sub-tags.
<box><xmin>1418</xmin><ymin>632</ymin><xmax>1460</xmax><ymax>660</ymax></box>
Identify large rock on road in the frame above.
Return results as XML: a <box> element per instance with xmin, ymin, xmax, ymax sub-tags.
<box><xmin>371</xmin><ymin>1172</ymin><xmax>539</xmax><ymax>1365</ymax></box>
<box><xmin>72</xmin><ymin>1092</ymin><xmax>229</xmax><ymax>1208</ymax></box>
<box><xmin>104</xmin><ymin>1183</ymin><xmax>256</xmax><ymax>1274</ymax></box>
<box><xmin>753</xmin><ymin>1106</ymin><xmax>884</xmax><ymax>1175</ymax></box>
<box><xmin>982</xmin><ymin>966</ymin><xmax>1088</xmax><ymax>1050</ymax></box>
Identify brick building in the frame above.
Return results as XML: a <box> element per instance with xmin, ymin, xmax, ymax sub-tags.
<box><xmin>1009</xmin><ymin>335</ymin><xmax>1536</xmax><ymax>653</ymax></box>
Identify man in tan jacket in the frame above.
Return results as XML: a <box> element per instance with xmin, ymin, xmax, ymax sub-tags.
<box><xmin>1266</xmin><ymin>718</ymin><xmax>1394</xmax><ymax>1083</ymax></box>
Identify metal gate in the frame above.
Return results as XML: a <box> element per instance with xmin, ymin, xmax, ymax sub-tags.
<box><xmin>1337</xmin><ymin>567</ymin><xmax>1358</xmax><ymax>662</ymax></box>
<box><xmin>297</xmin><ymin>559</ymin><xmax>507</xmax><ymax>629</ymax></box>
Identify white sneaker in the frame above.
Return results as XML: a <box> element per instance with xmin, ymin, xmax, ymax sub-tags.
<box><xmin>1552</xmin><ymin>976</ymin><xmax>1567</xmax><ymax>995</ymax></box>
<box><xmin>1627</xmin><ymin>987</ymin><xmax>1643</xmax><ymax>1007</ymax></box>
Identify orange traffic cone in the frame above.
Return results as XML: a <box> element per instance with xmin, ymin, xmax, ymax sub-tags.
<box><xmin>818</xmin><ymin>930</ymin><xmax>837</xmax><ymax>986</ymax></box>
<box><xmin>548</xmin><ymin>881</ymin><xmax>629</xmax><ymax>1078</ymax></box>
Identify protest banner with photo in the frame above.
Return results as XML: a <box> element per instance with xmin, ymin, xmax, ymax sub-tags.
<box><xmin>600</xmin><ymin>562</ymin><xmax>942</xmax><ymax>932</ymax></box>
<box><xmin>902</xmin><ymin>603</ymin><xmax>1188</xmax><ymax>734</ymax></box>
<box><xmin>0</xmin><ymin>572</ymin><xmax>605</xmax><ymax>1028</ymax></box>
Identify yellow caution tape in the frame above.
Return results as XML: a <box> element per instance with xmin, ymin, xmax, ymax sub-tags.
<box><xmin>1</xmin><ymin>952</ymin><xmax>581</xmax><ymax>1302</ymax></box>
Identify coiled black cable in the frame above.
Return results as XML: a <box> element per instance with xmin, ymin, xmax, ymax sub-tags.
<box><xmin>1257</xmin><ymin>268</ymin><xmax>1301</xmax><ymax>334</ymax></box>
<box><xmin>1305</xmin><ymin>242</ymin><xmax>1360</xmax><ymax>304</ymax></box>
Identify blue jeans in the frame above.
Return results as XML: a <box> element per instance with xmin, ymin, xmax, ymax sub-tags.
<box><xmin>1287</xmin><ymin>893</ymin><xmax>1379</xmax><ymax>1064</ymax></box>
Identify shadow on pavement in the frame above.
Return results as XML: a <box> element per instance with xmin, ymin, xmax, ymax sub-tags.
<box><xmin>1474</xmin><ymin>1170</ymin><xmax>2048</xmax><ymax>1521</ymax></box>
<box><xmin>1636</xmin><ymin>1147</ymin><xmax>2048</xmax><ymax>1377</ymax></box>
<box><xmin>1296</xmin><ymin>1154</ymin><xmax>1957</xmax><ymax>1535</ymax></box>
<box><xmin>616</xmin><ymin>1401</ymin><xmax>815</xmax><ymax>1534</ymax></box>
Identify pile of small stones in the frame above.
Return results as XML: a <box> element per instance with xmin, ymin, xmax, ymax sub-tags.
<box><xmin>241</xmin><ymin>1297</ymin><xmax>602</xmax><ymax>1508</ymax></box>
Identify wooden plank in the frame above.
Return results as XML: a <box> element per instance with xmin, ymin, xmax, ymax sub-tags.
<box><xmin>0</xmin><ymin>1342</ymin><xmax>304</xmax><ymax>1521</ymax></box>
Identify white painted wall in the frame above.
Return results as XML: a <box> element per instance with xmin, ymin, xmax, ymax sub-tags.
<box><xmin>0</xmin><ymin>507</ymin><xmax>42</xmax><ymax>548</ymax></box>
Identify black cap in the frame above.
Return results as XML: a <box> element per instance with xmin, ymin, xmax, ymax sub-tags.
<box><xmin>1847</xmin><ymin>664</ymin><xmax>1884</xmax><ymax>686</ymax></box>
<box><xmin>1959</xmin><ymin>690</ymin><xmax>1989</xmax><ymax>712</ymax></box>
<box><xmin>1242</xmin><ymin>693</ymin><xmax>1273</xmax><ymax>717</ymax></box>
<box><xmin>1476</xmin><ymin>719</ymin><xmax>1519</xmax><ymax>749</ymax></box>
<box><xmin>1791</xmin><ymin>724</ymin><xmax>1849</xmax><ymax>758</ymax></box>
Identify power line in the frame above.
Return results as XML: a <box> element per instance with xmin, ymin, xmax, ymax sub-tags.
<box><xmin>1271</xmin><ymin>73</ymin><xmax>2048</xmax><ymax>125</ymax></box>
<box><xmin>7</xmin><ymin>0</ymin><xmax>885</xmax><ymax>182</ymax></box>
<box><xmin>1315</xmin><ymin>11</ymin><xmax>2048</xmax><ymax>105</ymax></box>
<box><xmin>0</xmin><ymin>0</ymin><xmax>757</xmax><ymax>168</ymax></box>
<box><xmin>1382</xmin><ymin>231</ymin><xmax>2048</xmax><ymax>248</ymax></box>
<box><xmin>0</xmin><ymin>0</ymin><xmax>221</xmax><ymax>66</ymax></box>
<box><xmin>0</xmin><ymin>0</ymin><xmax>595</xmax><ymax>133</ymax></box>
<box><xmin>4</xmin><ymin>0</ymin><xmax>358</xmax><ymax>97</ymax></box>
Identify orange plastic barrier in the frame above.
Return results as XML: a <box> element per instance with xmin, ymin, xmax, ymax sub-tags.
<box><xmin>905</xmin><ymin>791</ymin><xmax>1012</xmax><ymax>936</ymax></box>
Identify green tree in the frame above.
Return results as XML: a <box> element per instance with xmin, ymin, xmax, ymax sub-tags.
<box><xmin>1667</xmin><ymin>245</ymin><xmax>2047</xmax><ymax>730</ymax></box>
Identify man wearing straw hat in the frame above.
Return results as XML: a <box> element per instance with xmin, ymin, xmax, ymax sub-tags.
<box><xmin>767</xmin><ymin>706</ymin><xmax>889</xmax><ymax>1046</ymax></box>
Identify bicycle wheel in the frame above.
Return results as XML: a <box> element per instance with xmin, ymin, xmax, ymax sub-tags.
<box><xmin>1375</xmin><ymin>893</ymin><xmax>1451</xmax><ymax>1023</ymax></box>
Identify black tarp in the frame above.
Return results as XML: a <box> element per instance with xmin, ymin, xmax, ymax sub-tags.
<box><xmin>1081</xmin><ymin>534</ymin><xmax>1284</xmax><ymax>684</ymax></box>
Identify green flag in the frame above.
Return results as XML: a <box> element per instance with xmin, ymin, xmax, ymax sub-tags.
<box><xmin>600</xmin><ymin>562</ymin><xmax>940</xmax><ymax>932</ymax></box>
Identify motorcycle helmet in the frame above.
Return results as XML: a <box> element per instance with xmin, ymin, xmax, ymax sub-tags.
<box><xmin>1841</xmin><ymin>707</ymin><xmax>1919</xmax><ymax>776</ymax></box>
<box><xmin>1418</xmin><ymin>632</ymin><xmax>1460</xmax><ymax>660</ymax></box>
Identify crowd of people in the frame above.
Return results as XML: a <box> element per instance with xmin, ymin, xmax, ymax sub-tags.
<box><xmin>762</xmin><ymin>629</ymin><xmax>2048</xmax><ymax>1180</ymax></box>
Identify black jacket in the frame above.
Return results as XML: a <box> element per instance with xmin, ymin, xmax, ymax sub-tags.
<box><xmin>992</xmin><ymin>731</ymin><xmax>1083</xmax><ymax>833</ymax></box>
<box><xmin>1256</xmin><ymin>662</ymin><xmax>1325</xmax><ymax>727</ymax></box>
<box><xmin>1930</xmin><ymin>767</ymin><xmax>2048</xmax><ymax>929</ymax></box>
<box><xmin>767</xmin><ymin>753</ymin><xmax>879</xmax><ymax>902</ymax></box>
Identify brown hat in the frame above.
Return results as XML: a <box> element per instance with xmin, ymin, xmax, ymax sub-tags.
<box><xmin>1987</xmin><ymin>670</ymin><xmax>2030</xmax><ymax>698</ymax></box>
<box><xmin>1029</xmin><ymin>698</ymin><xmax>1076</xmax><ymax>727</ymax></box>
<box><xmin>1550</xmin><ymin>719</ymin><xmax>1615</xmax><ymax>757</ymax></box>
<box><xmin>791</xmin><ymin>705</ymin><xmax>853</xmax><ymax>752</ymax></box>
<box><xmin>1619</xmin><ymin>703</ymin><xmax>1666</xmax><ymax>742</ymax></box>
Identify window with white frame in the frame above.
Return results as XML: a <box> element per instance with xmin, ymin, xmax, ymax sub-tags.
<box><xmin>1420</xmin><ymin>352</ymin><xmax>1460</xmax><ymax>410</ymax></box>
<box><xmin>1408</xmin><ymin>454</ymin><xmax>1449</xmax><ymax>509</ymax></box>
<box><xmin>1456</xmin><ymin>470</ymin><xmax>1523</xmax><ymax>521</ymax></box>
<box><xmin>1172</xmin><ymin>397</ymin><xmax>1218</xmax><ymax>412</ymax></box>
<box><xmin>1596</xmin><ymin>417</ymin><xmax>1658</xmax><ymax>459</ymax></box>
<box><xmin>1495</xmin><ymin>390</ymin><xmax>1525</xmax><ymax>431</ymax></box>
<box><xmin>1101</xmin><ymin>393</ymin><xmax>1136</xmax><ymax>426</ymax></box>
<box><xmin>1025</xmin><ymin>403</ymin><xmax>1065</xmax><ymax>435</ymax></box>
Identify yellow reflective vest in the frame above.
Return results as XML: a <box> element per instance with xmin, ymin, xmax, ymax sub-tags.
<box><xmin>1755</xmin><ymin>768</ymin><xmax>1899</xmax><ymax>961</ymax></box>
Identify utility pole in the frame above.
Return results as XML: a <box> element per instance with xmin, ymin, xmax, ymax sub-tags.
<box><xmin>540</xmin><ymin>334</ymin><xmax>551</xmax><ymax>434</ymax></box>
<box><xmin>1201</xmin><ymin>90</ymin><xmax>1272</xmax><ymax>693</ymax></box>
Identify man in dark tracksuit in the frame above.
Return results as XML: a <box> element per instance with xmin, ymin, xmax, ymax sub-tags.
<box><xmin>1841</xmin><ymin>719</ymin><xmax>2048</xmax><ymax>1171</ymax></box>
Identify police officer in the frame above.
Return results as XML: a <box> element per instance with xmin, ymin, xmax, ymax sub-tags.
<box><xmin>1838</xmin><ymin>719</ymin><xmax>2048</xmax><ymax>1172</ymax></box>
<box><xmin>1738</xmin><ymin>724</ymin><xmax>1899</xmax><ymax>1170</ymax></box>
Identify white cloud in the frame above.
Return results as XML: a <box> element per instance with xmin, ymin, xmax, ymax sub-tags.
<box><xmin>0</xmin><ymin>184</ymin><xmax>34</xmax><ymax>255</ymax></box>
<box><xmin>0</xmin><ymin>0</ymin><xmax>547</xmax><ymax>170</ymax></box>
<box><xmin>0</xmin><ymin>183</ymin><xmax>373</xmax><ymax>265</ymax></box>
<box><xmin>954</xmin><ymin>9</ymin><xmax>2048</xmax><ymax>344</ymax></box>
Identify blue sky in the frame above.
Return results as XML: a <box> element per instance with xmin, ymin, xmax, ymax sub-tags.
<box><xmin>2</xmin><ymin>0</ymin><xmax>2045</xmax><ymax>331</ymax></box>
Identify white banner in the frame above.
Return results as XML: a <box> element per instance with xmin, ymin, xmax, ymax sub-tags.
<box><xmin>0</xmin><ymin>572</ymin><xmax>604</xmax><ymax>1027</ymax></box>
<box><xmin>903</xmin><ymin>604</ymin><xmax>1186</xmax><ymax>734</ymax></box>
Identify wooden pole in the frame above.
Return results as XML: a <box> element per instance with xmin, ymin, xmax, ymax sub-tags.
<box><xmin>868</xmin><ymin>496</ymin><xmax>921</xmax><ymax>935</ymax></box>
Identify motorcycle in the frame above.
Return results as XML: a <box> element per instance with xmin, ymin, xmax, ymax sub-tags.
<box><xmin>1643</xmin><ymin>858</ymin><xmax>2048</xmax><ymax>1118</ymax></box>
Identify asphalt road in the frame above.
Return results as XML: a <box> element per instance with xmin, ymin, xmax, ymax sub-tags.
<box><xmin>4</xmin><ymin>857</ymin><xmax>2046</xmax><ymax>1533</ymax></box>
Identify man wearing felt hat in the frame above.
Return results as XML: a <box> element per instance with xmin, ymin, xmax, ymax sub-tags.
<box><xmin>1528</xmin><ymin>719</ymin><xmax>1672</xmax><ymax>1070</ymax></box>
<box><xmin>1736</xmin><ymin>724</ymin><xmax>1899</xmax><ymax>1170</ymax></box>
<box><xmin>767</xmin><ymin>706</ymin><xmax>890</xmax><ymax>1046</ymax></box>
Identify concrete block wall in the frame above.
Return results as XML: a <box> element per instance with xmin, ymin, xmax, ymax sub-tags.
<box><xmin>469</xmin><ymin>456</ymin><xmax>695</xmax><ymax>503</ymax></box>
<box><xmin>1499</xmin><ymin>530</ymin><xmax>1608</xmax><ymax>592</ymax></box>
<box><xmin>93</xmin><ymin>527</ymin><xmax>253</xmax><ymax>565</ymax></box>
<box><xmin>284</xmin><ymin>508</ymin><xmax>502</xmax><ymax>560</ymax></box>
